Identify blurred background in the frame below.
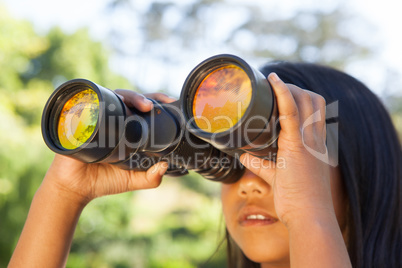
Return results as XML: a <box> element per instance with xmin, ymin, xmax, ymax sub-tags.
<box><xmin>0</xmin><ymin>0</ymin><xmax>401</xmax><ymax>267</ymax></box>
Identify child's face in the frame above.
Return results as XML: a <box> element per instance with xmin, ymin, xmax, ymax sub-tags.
<box><xmin>220</xmin><ymin>168</ymin><xmax>347</xmax><ymax>266</ymax></box>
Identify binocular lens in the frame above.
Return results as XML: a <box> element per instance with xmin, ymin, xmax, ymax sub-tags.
<box><xmin>57</xmin><ymin>88</ymin><xmax>99</xmax><ymax>150</ymax></box>
<box><xmin>192</xmin><ymin>65</ymin><xmax>252</xmax><ymax>133</ymax></box>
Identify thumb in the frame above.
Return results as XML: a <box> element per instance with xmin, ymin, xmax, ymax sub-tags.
<box><xmin>126</xmin><ymin>162</ymin><xmax>168</xmax><ymax>190</ymax></box>
<box><xmin>240</xmin><ymin>153</ymin><xmax>276</xmax><ymax>186</ymax></box>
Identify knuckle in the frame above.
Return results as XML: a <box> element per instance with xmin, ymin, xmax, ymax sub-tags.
<box><xmin>135</xmin><ymin>93</ymin><xmax>145</xmax><ymax>99</ymax></box>
<box><xmin>149</xmin><ymin>178</ymin><xmax>162</xmax><ymax>188</ymax></box>
<box><xmin>314</xmin><ymin>95</ymin><xmax>326</xmax><ymax>107</ymax></box>
<box><xmin>279</xmin><ymin>139</ymin><xmax>305</xmax><ymax>155</ymax></box>
<box><xmin>147</xmin><ymin>93</ymin><xmax>168</xmax><ymax>99</ymax></box>
<box><xmin>278</xmin><ymin>135</ymin><xmax>304</xmax><ymax>150</ymax></box>
<box><xmin>158</xmin><ymin>93</ymin><xmax>169</xmax><ymax>98</ymax></box>
<box><xmin>286</xmin><ymin>84</ymin><xmax>301</xmax><ymax>91</ymax></box>
<box><xmin>125</xmin><ymin>176</ymin><xmax>134</xmax><ymax>191</ymax></box>
<box><xmin>300</xmin><ymin>90</ymin><xmax>312</xmax><ymax>102</ymax></box>
<box><xmin>281</xmin><ymin>109</ymin><xmax>298</xmax><ymax>120</ymax></box>
<box><xmin>115</xmin><ymin>89</ymin><xmax>131</xmax><ymax>95</ymax></box>
<box><xmin>276</xmin><ymin>83</ymin><xmax>291</xmax><ymax>93</ymax></box>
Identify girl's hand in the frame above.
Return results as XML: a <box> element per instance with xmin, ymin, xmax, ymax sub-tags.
<box><xmin>43</xmin><ymin>91</ymin><xmax>176</xmax><ymax>206</ymax></box>
<box><xmin>240</xmin><ymin>73</ymin><xmax>333</xmax><ymax>228</ymax></box>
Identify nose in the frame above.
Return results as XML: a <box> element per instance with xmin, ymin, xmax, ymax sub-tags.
<box><xmin>238</xmin><ymin>170</ymin><xmax>270</xmax><ymax>198</ymax></box>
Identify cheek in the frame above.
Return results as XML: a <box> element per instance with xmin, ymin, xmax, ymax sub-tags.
<box><xmin>220</xmin><ymin>184</ymin><xmax>237</xmax><ymax>227</ymax></box>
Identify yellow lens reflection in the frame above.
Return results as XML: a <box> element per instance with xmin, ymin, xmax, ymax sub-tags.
<box><xmin>192</xmin><ymin>65</ymin><xmax>252</xmax><ymax>133</ymax></box>
<box><xmin>58</xmin><ymin>89</ymin><xmax>99</xmax><ymax>149</ymax></box>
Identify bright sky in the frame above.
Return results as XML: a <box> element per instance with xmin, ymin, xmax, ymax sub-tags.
<box><xmin>2</xmin><ymin>0</ymin><xmax>402</xmax><ymax>97</ymax></box>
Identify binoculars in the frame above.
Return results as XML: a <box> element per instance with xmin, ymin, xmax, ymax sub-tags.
<box><xmin>41</xmin><ymin>54</ymin><xmax>280</xmax><ymax>183</ymax></box>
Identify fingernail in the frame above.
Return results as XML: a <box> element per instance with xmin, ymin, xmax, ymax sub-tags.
<box><xmin>143</xmin><ymin>98</ymin><xmax>153</xmax><ymax>105</ymax></box>
<box><xmin>158</xmin><ymin>162</ymin><xmax>168</xmax><ymax>176</ymax></box>
<box><xmin>116</xmin><ymin>94</ymin><xmax>124</xmax><ymax>101</ymax></box>
<box><xmin>269</xmin><ymin>72</ymin><xmax>280</xmax><ymax>82</ymax></box>
<box><xmin>239</xmin><ymin>153</ymin><xmax>248</xmax><ymax>165</ymax></box>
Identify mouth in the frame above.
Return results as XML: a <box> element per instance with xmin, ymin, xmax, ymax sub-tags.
<box><xmin>238</xmin><ymin>206</ymin><xmax>279</xmax><ymax>227</ymax></box>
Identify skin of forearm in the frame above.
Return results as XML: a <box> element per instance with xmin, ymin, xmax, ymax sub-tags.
<box><xmin>287</xmin><ymin>212</ymin><xmax>352</xmax><ymax>268</ymax></box>
<box><xmin>8</xmin><ymin>180</ymin><xmax>86</xmax><ymax>268</ymax></box>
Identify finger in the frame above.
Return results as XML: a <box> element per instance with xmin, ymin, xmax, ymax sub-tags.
<box><xmin>285</xmin><ymin>85</ymin><xmax>315</xmax><ymax>146</ymax></box>
<box><xmin>144</xmin><ymin>93</ymin><xmax>177</xmax><ymax>103</ymax></box>
<box><xmin>127</xmin><ymin>162</ymin><xmax>168</xmax><ymax>190</ymax></box>
<box><xmin>308</xmin><ymin>91</ymin><xmax>326</xmax><ymax>136</ymax></box>
<box><xmin>285</xmin><ymin>86</ymin><xmax>327</xmax><ymax>151</ymax></box>
<box><xmin>268</xmin><ymin>73</ymin><xmax>301</xmax><ymax>141</ymax></box>
<box><xmin>115</xmin><ymin>89</ymin><xmax>153</xmax><ymax>112</ymax></box>
<box><xmin>295</xmin><ymin>90</ymin><xmax>326</xmax><ymax>145</ymax></box>
<box><xmin>240</xmin><ymin>153</ymin><xmax>276</xmax><ymax>186</ymax></box>
<box><xmin>116</xmin><ymin>93</ymin><xmax>125</xmax><ymax>102</ymax></box>
<box><xmin>308</xmin><ymin>91</ymin><xmax>327</xmax><ymax>150</ymax></box>
<box><xmin>300</xmin><ymin>90</ymin><xmax>326</xmax><ymax>128</ymax></box>
<box><xmin>286</xmin><ymin>85</ymin><xmax>314</xmax><ymax>129</ymax></box>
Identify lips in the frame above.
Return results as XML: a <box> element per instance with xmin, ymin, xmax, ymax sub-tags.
<box><xmin>238</xmin><ymin>206</ymin><xmax>279</xmax><ymax>227</ymax></box>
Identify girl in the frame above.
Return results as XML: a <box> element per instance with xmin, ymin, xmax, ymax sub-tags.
<box><xmin>9</xmin><ymin>62</ymin><xmax>401</xmax><ymax>268</ymax></box>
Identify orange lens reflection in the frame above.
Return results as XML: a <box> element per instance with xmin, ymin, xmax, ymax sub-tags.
<box><xmin>57</xmin><ymin>89</ymin><xmax>99</xmax><ymax>149</ymax></box>
<box><xmin>192</xmin><ymin>65</ymin><xmax>252</xmax><ymax>133</ymax></box>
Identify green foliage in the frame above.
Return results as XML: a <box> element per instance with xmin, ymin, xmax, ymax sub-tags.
<box><xmin>106</xmin><ymin>0</ymin><xmax>373</xmax><ymax>71</ymax></box>
<box><xmin>27</xmin><ymin>27</ymin><xmax>133</xmax><ymax>88</ymax></box>
<box><xmin>0</xmin><ymin>6</ymin><xmax>134</xmax><ymax>266</ymax></box>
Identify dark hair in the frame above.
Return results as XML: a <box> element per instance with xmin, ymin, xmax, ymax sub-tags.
<box><xmin>225</xmin><ymin>62</ymin><xmax>402</xmax><ymax>268</ymax></box>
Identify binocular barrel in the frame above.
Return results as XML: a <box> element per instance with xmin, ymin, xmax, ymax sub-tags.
<box><xmin>41</xmin><ymin>54</ymin><xmax>279</xmax><ymax>183</ymax></box>
<box><xmin>181</xmin><ymin>54</ymin><xmax>280</xmax><ymax>159</ymax></box>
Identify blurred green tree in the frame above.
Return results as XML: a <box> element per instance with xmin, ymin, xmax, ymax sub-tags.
<box><xmin>0</xmin><ymin>6</ymin><xmax>132</xmax><ymax>266</ymax></box>
<box><xmin>104</xmin><ymin>0</ymin><xmax>372</xmax><ymax>73</ymax></box>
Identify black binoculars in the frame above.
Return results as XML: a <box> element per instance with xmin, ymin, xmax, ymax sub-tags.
<box><xmin>41</xmin><ymin>54</ymin><xmax>280</xmax><ymax>183</ymax></box>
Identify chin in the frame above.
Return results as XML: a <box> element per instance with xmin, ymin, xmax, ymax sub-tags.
<box><xmin>242</xmin><ymin>243</ymin><xmax>290</xmax><ymax>265</ymax></box>
<box><xmin>233</xmin><ymin>230</ymin><xmax>290</xmax><ymax>266</ymax></box>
